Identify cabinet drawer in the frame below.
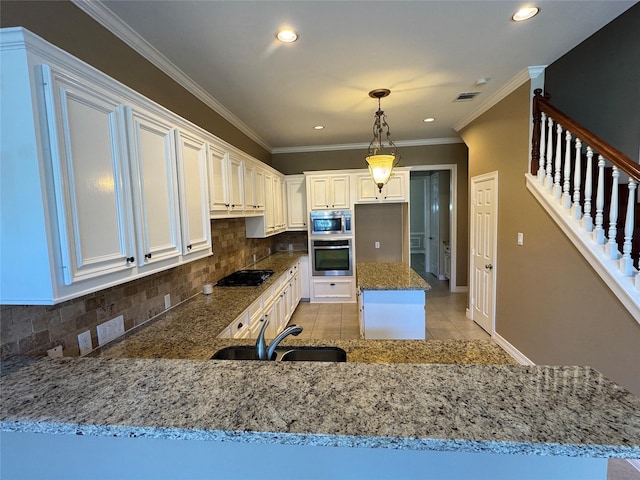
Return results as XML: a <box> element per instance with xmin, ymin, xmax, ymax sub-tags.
<box><xmin>312</xmin><ymin>279</ymin><xmax>354</xmax><ymax>299</ymax></box>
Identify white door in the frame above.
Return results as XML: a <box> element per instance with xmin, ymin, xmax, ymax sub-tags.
<box><xmin>125</xmin><ymin>106</ymin><xmax>182</xmax><ymax>267</ymax></box>
<box><xmin>41</xmin><ymin>66</ymin><xmax>135</xmax><ymax>285</ymax></box>
<box><xmin>175</xmin><ymin>129</ymin><xmax>211</xmax><ymax>256</ymax></box>
<box><xmin>429</xmin><ymin>173</ymin><xmax>440</xmax><ymax>275</ymax></box>
<box><xmin>470</xmin><ymin>172</ymin><xmax>498</xmax><ymax>334</ymax></box>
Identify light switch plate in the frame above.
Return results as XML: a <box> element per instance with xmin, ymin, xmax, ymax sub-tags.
<box><xmin>517</xmin><ymin>232</ymin><xmax>524</xmax><ymax>245</ymax></box>
<box><xmin>97</xmin><ymin>315</ymin><xmax>125</xmax><ymax>346</ymax></box>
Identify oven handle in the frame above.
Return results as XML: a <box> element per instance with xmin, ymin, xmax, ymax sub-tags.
<box><xmin>313</xmin><ymin>246</ymin><xmax>350</xmax><ymax>250</ymax></box>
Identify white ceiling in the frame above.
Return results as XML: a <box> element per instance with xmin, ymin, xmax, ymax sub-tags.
<box><xmin>82</xmin><ymin>1</ymin><xmax>634</xmax><ymax>153</ymax></box>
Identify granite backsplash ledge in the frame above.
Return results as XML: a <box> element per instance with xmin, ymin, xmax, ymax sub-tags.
<box><xmin>0</xmin><ymin>218</ymin><xmax>306</xmax><ymax>359</ymax></box>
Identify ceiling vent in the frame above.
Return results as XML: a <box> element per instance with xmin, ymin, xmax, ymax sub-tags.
<box><xmin>454</xmin><ymin>91</ymin><xmax>481</xmax><ymax>102</ymax></box>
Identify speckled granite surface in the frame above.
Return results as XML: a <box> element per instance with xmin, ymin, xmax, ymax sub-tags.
<box><xmin>357</xmin><ymin>262</ymin><xmax>431</xmax><ymax>290</ymax></box>
<box><xmin>2</xmin><ymin>252</ymin><xmax>639</xmax><ymax>459</ymax></box>
<box><xmin>1</xmin><ymin>357</ymin><xmax>639</xmax><ymax>458</ymax></box>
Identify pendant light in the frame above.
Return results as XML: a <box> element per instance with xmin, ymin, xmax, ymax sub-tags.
<box><xmin>366</xmin><ymin>88</ymin><xmax>398</xmax><ymax>192</ymax></box>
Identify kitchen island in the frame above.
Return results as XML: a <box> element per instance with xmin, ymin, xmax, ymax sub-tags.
<box><xmin>357</xmin><ymin>262</ymin><xmax>431</xmax><ymax>339</ymax></box>
<box><xmin>2</xmin><ymin>254</ymin><xmax>640</xmax><ymax>479</ymax></box>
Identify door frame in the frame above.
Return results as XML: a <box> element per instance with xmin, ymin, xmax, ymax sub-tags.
<box><xmin>409</xmin><ymin>164</ymin><xmax>459</xmax><ymax>292</ymax></box>
<box><xmin>469</xmin><ymin>170</ymin><xmax>498</xmax><ymax>335</ymax></box>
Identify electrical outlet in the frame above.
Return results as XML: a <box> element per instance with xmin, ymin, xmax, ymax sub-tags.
<box><xmin>164</xmin><ymin>294</ymin><xmax>171</xmax><ymax>310</ymax></box>
<box><xmin>78</xmin><ymin>331</ymin><xmax>92</xmax><ymax>356</ymax></box>
<box><xmin>47</xmin><ymin>345</ymin><xmax>63</xmax><ymax>358</ymax></box>
<box><xmin>97</xmin><ymin>315</ymin><xmax>125</xmax><ymax>346</ymax></box>
<box><xmin>375</xmin><ymin>241</ymin><xmax>380</xmax><ymax>249</ymax></box>
<box><xmin>517</xmin><ymin>232</ymin><xmax>524</xmax><ymax>245</ymax></box>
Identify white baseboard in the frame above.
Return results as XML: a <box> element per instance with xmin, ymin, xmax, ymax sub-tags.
<box><xmin>452</xmin><ymin>285</ymin><xmax>468</xmax><ymax>293</ymax></box>
<box><xmin>492</xmin><ymin>332</ymin><xmax>535</xmax><ymax>365</ymax></box>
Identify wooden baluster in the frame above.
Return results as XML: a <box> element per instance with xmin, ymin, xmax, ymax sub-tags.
<box><xmin>606</xmin><ymin>165</ymin><xmax>620</xmax><ymax>259</ymax></box>
<box><xmin>594</xmin><ymin>155</ymin><xmax>606</xmax><ymax>245</ymax></box>
<box><xmin>537</xmin><ymin>112</ymin><xmax>547</xmax><ymax>182</ymax></box>
<box><xmin>620</xmin><ymin>178</ymin><xmax>637</xmax><ymax>276</ymax></box>
<box><xmin>553</xmin><ymin>123</ymin><xmax>563</xmax><ymax>199</ymax></box>
<box><xmin>562</xmin><ymin>130</ymin><xmax>572</xmax><ymax>208</ymax></box>
<box><xmin>572</xmin><ymin>138</ymin><xmax>582</xmax><ymax>219</ymax></box>
<box><xmin>545</xmin><ymin>117</ymin><xmax>554</xmax><ymax>190</ymax></box>
<box><xmin>582</xmin><ymin>147</ymin><xmax>593</xmax><ymax>232</ymax></box>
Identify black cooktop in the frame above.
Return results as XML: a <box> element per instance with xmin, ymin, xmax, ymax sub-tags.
<box><xmin>216</xmin><ymin>269</ymin><xmax>274</xmax><ymax>287</ymax></box>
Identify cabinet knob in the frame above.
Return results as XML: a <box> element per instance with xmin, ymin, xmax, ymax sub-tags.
<box><xmin>126</xmin><ymin>256</ymin><xmax>135</xmax><ymax>263</ymax></box>
<box><xmin>330</xmin><ymin>283</ymin><xmax>336</xmax><ymax>286</ymax></box>
<box><xmin>145</xmin><ymin>253</ymin><xmax>152</xmax><ymax>259</ymax></box>
<box><xmin>237</xmin><ymin>323</ymin><xmax>243</xmax><ymax>329</ymax></box>
<box><xmin>187</xmin><ymin>244</ymin><xmax>192</xmax><ymax>251</ymax></box>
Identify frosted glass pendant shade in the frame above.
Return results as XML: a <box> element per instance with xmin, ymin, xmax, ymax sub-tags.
<box><xmin>366</xmin><ymin>154</ymin><xmax>396</xmax><ymax>192</ymax></box>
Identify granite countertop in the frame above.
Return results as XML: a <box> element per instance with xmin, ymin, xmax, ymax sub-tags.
<box><xmin>2</xmin><ymin>252</ymin><xmax>640</xmax><ymax>459</ymax></box>
<box><xmin>357</xmin><ymin>262</ymin><xmax>431</xmax><ymax>291</ymax></box>
<box><xmin>2</xmin><ymin>357</ymin><xmax>639</xmax><ymax>458</ymax></box>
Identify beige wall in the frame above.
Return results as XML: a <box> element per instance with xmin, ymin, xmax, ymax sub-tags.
<box><xmin>0</xmin><ymin>0</ymin><xmax>271</xmax><ymax>163</ymax></box>
<box><xmin>460</xmin><ymin>82</ymin><xmax>640</xmax><ymax>395</ymax></box>
<box><xmin>272</xmin><ymin>143</ymin><xmax>469</xmax><ymax>286</ymax></box>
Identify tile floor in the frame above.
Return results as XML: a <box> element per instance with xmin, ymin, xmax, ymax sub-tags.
<box><xmin>289</xmin><ymin>275</ymin><xmax>490</xmax><ymax>341</ymax></box>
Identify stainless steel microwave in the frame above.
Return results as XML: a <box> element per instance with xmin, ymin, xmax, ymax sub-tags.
<box><xmin>309</xmin><ymin>210</ymin><xmax>352</xmax><ymax>235</ymax></box>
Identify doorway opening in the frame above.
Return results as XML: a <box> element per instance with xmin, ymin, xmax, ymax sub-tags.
<box><xmin>409</xmin><ymin>165</ymin><xmax>457</xmax><ymax>292</ymax></box>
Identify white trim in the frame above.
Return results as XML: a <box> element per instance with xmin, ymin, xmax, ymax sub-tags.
<box><xmin>71</xmin><ymin>0</ymin><xmax>272</xmax><ymax>153</ymax></box>
<box><xmin>409</xmin><ymin>165</ymin><xmax>459</xmax><ymax>294</ymax></box>
<box><xmin>492</xmin><ymin>332</ymin><xmax>536</xmax><ymax>365</ymax></box>
<box><xmin>454</xmin><ymin>66</ymin><xmax>547</xmax><ymax>132</ymax></box>
<box><xmin>526</xmin><ymin>173</ymin><xmax>640</xmax><ymax>325</ymax></box>
<box><xmin>627</xmin><ymin>460</ymin><xmax>640</xmax><ymax>472</ymax></box>
<box><xmin>272</xmin><ymin>137</ymin><xmax>464</xmax><ymax>155</ymax></box>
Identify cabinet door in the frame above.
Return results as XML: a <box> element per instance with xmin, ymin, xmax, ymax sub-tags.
<box><xmin>309</xmin><ymin>176</ymin><xmax>330</xmax><ymax>209</ymax></box>
<box><xmin>243</xmin><ymin>163</ymin><xmax>256</xmax><ymax>210</ymax></box>
<box><xmin>356</xmin><ymin>175</ymin><xmax>380</xmax><ymax>202</ymax></box>
<box><xmin>285</xmin><ymin>176</ymin><xmax>307</xmax><ymax>230</ymax></box>
<box><xmin>126</xmin><ymin>106</ymin><xmax>182</xmax><ymax>266</ymax></box>
<box><xmin>382</xmin><ymin>174</ymin><xmax>406</xmax><ymax>201</ymax></box>
<box><xmin>330</xmin><ymin>176</ymin><xmax>350</xmax><ymax>208</ymax></box>
<box><xmin>253</xmin><ymin>168</ymin><xmax>266</xmax><ymax>210</ymax></box>
<box><xmin>264</xmin><ymin>172</ymin><xmax>276</xmax><ymax>233</ymax></box>
<box><xmin>41</xmin><ymin>66</ymin><xmax>135</xmax><ymax>284</ymax></box>
<box><xmin>208</xmin><ymin>145</ymin><xmax>230</xmax><ymax>213</ymax></box>
<box><xmin>228</xmin><ymin>154</ymin><xmax>245</xmax><ymax>212</ymax></box>
<box><xmin>176</xmin><ymin>129</ymin><xmax>211</xmax><ymax>256</ymax></box>
<box><xmin>273</xmin><ymin>175</ymin><xmax>286</xmax><ymax>229</ymax></box>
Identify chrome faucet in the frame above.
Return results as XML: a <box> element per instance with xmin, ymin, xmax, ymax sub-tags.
<box><xmin>256</xmin><ymin>318</ymin><xmax>303</xmax><ymax>360</ymax></box>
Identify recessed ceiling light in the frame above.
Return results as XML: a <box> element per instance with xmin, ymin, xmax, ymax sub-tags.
<box><xmin>423</xmin><ymin>118</ymin><xmax>435</xmax><ymax>123</ymax></box>
<box><xmin>276</xmin><ymin>28</ymin><xmax>299</xmax><ymax>43</ymax></box>
<box><xmin>512</xmin><ymin>7</ymin><xmax>539</xmax><ymax>22</ymax></box>
<box><xmin>313</xmin><ymin>125</ymin><xmax>324</xmax><ymax>130</ymax></box>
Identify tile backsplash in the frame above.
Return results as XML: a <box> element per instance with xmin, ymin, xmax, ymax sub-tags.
<box><xmin>0</xmin><ymin>218</ymin><xmax>307</xmax><ymax>358</ymax></box>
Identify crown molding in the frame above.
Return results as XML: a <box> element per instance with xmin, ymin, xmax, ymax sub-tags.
<box><xmin>71</xmin><ymin>0</ymin><xmax>272</xmax><ymax>153</ymax></box>
<box><xmin>272</xmin><ymin>137</ymin><xmax>463</xmax><ymax>155</ymax></box>
<box><xmin>453</xmin><ymin>65</ymin><xmax>547</xmax><ymax>132</ymax></box>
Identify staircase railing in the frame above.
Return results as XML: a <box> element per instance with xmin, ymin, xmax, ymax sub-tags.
<box><xmin>528</xmin><ymin>89</ymin><xmax>640</xmax><ymax>323</ymax></box>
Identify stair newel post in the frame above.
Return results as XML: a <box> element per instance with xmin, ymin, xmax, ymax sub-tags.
<box><xmin>594</xmin><ymin>155</ymin><xmax>606</xmax><ymax>245</ymax></box>
<box><xmin>621</xmin><ymin>178</ymin><xmax>637</xmax><ymax>276</ymax></box>
<box><xmin>545</xmin><ymin>117</ymin><xmax>554</xmax><ymax>190</ymax></box>
<box><xmin>606</xmin><ymin>165</ymin><xmax>621</xmax><ymax>259</ymax></box>
<box><xmin>532</xmin><ymin>89</ymin><xmax>543</xmax><ymax>178</ymax></box>
<box><xmin>572</xmin><ymin>138</ymin><xmax>582</xmax><ymax>219</ymax></box>
<box><xmin>582</xmin><ymin>147</ymin><xmax>594</xmax><ymax>232</ymax></box>
<box><xmin>562</xmin><ymin>130</ymin><xmax>572</xmax><ymax>208</ymax></box>
<box><xmin>553</xmin><ymin>123</ymin><xmax>563</xmax><ymax>199</ymax></box>
<box><xmin>537</xmin><ymin>112</ymin><xmax>547</xmax><ymax>182</ymax></box>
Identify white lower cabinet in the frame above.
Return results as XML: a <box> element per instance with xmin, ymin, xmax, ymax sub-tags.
<box><xmin>359</xmin><ymin>289</ymin><xmax>426</xmax><ymax>339</ymax></box>
<box><xmin>218</xmin><ymin>260</ymin><xmax>303</xmax><ymax>340</ymax></box>
<box><xmin>311</xmin><ymin>277</ymin><xmax>356</xmax><ymax>302</ymax></box>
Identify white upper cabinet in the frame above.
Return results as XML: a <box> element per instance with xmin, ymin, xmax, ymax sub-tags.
<box><xmin>285</xmin><ymin>175</ymin><xmax>307</xmax><ymax>230</ymax></box>
<box><xmin>244</xmin><ymin>161</ymin><xmax>265</xmax><ymax>213</ymax></box>
<box><xmin>355</xmin><ymin>169</ymin><xmax>409</xmax><ymax>203</ymax></box>
<box><xmin>175</xmin><ymin>129</ymin><xmax>211</xmax><ymax>256</ymax></box>
<box><xmin>41</xmin><ymin>65</ymin><xmax>136</xmax><ymax>285</ymax></box>
<box><xmin>0</xmin><ymin>29</ymin><xmax>212</xmax><ymax>305</ymax></box>
<box><xmin>307</xmin><ymin>174</ymin><xmax>350</xmax><ymax>210</ymax></box>
<box><xmin>124</xmin><ymin>105</ymin><xmax>182</xmax><ymax>267</ymax></box>
<box><xmin>207</xmin><ymin>144</ymin><xmax>231</xmax><ymax>214</ymax></box>
<box><xmin>245</xmin><ymin>169</ymin><xmax>286</xmax><ymax>238</ymax></box>
<box><xmin>228</xmin><ymin>153</ymin><xmax>245</xmax><ymax>212</ymax></box>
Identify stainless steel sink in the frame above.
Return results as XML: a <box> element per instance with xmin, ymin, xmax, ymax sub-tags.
<box><xmin>280</xmin><ymin>346</ymin><xmax>347</xmax><ymax>362</ymax></box>
<box><xmin>211</xmin><ymin>346</ymin><xmax>346</xmax><ymax>362</ymax></box>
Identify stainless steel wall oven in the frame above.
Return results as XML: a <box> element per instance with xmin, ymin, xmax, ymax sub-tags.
<box><xmin>311</xmin><ymin>238</ymin><xmax>353</xmax><ymax>276</ymax></box>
